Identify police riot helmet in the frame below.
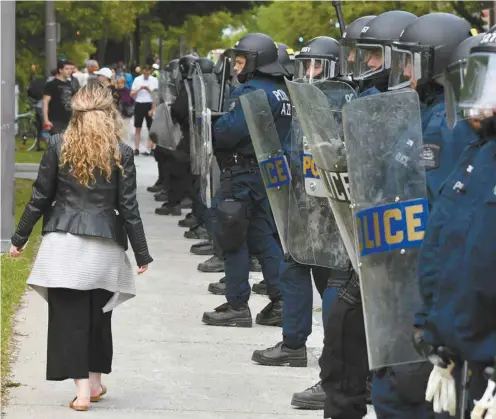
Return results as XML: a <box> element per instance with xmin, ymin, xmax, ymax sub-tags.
<box><xmin>195</xmin><ymin>57</ymin><xmax>215</xmax><ymax>74</ymax></box>
<box><xmin>225</xmin><ymin>33</ymin><xmax>288</xmax><ymax>82</ymax></box>
<box><xmin>276</xmin><ymin>42</ymin><xmax>296</xmax><ymax>78</ymax></box>
<box><xmin>456</xmin><ymin>27</ymin><xmax>496</xmax><ymax>124</ymax></box>
<box><xmin>178</xmin><ymin>55</ymin><xmax>197</xmax><ymax>79</ymax></box>
<box><xmin>295</xmin><ymin>36</ymin><xmax>340</xmax><ymax>81</ymax></box>
<box><xmin>444</xmin><ymin>34</ymin><xmax>485</xmax><ymax>128</ymax></box>
<box><xmin>388</xmin><ymin>13</ymin><xmax>472</xmax><ymax>91</ymax></box>
<box><xmin>187</xmin><ymin>57</ymin><xmax>215</xmax><ymax>79</ymax></box>
<box><xmin>354</xmin><ymin>11</ymin><xmax>418</xmax><ymax>81</ymax></box>
<box><xmin>340</xmin><ymin>15</ymin><xmax>376</xmax><ymax>76</ymax></box>
<box><xmin>164</xmin><ymin>58</ymin><xmax>179</xmax><ymax>72</ymax></box>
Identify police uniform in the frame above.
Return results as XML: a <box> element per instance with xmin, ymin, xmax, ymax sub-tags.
<box><xmin>202</xmin><ymin>74</ymin><xmax>291</xmax><ymax>325</ymax></box>
<box><xmin>371</xmin><ymin>12</ymin><xmax>475</xmax><ymax>419</ymax></box>
<box><xmin>413</xmin><ymin>28</ymin><xmax>496</xmax><ymax>418</ymax></box>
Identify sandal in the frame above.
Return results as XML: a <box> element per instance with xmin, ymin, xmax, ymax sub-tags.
<box><xmin>69</xmin><ymin>397</ymin><xmax>89</xmax><ymax>411</ymax></box>
<box><xmin>90</xmin><ymin>384</ymin><xmax>107</xmax><ymax>402</ymax></box>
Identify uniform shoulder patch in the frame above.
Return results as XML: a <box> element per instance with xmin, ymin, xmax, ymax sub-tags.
<box><xmin>229</xmin><ymin>100</ymin><xmax>237</xmax><ymax>111</ymax></box>
<box><xmin>421</xmin><ymin>144</ymin><xmax>440</xmax><ymax>170</ymax></box>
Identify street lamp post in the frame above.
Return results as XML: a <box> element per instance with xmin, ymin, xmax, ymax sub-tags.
<box><xmin>1</xmin><ymin>0</ymin><xmax>17</xmax><ymax>253</ymax></box>
<box><xmin>45</xmin><ymin>0</ymin><xmax>57</xmax><ymax>76</ymax></box>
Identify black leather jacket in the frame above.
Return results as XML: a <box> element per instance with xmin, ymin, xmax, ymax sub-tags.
<box><xmin>11</xmin><ymin>135</ymin><xmax>153</xmax><ymax>267</ymax></box>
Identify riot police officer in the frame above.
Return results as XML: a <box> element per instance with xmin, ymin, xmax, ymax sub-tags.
<box><xmin>150</xmin><ymin>58</ymin><xmax>181</xmax><ymax>203</ymax></box>
<box><xmin>387</xmin><ymin>16</ymin><xmax>485</xmax><ymax>419</ymax></box>
<box><xmin>413</xmin><ymin>27</ymin><xmax>496</xmax><ymax>419</ymax></box>
<box><xmin>204</xmin><ymin>42</ymin><xmax>295</xmax><ymax>297</ymax></box>
<box><xmin>201</xmin><ymin>33</ymin><xmax>291</xmax><ymax>328</ymax></box>
<box><xmin>353</xmin><ymin>12</ymin><xmax>473</xmax><ymax>419</ymax></box>
<box><xmin>252</xmin><ymin>36</ymin><xmax>347</xmax><ymax>410</ymax></box>
<box><xmin>155</xmin><ymin>54</ymin><xmax>197</xmax><ymax>217</ymax></box>
<box><xmin>316</xmin><ymin>11</ymin><xmax>418</xmax><ymax>419</ymax></box>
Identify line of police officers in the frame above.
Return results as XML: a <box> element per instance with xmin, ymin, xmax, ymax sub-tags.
<box><xmin>150</xmin><ymin>9</ymin><xmax>496</xmax><ymax>419</ymax></box>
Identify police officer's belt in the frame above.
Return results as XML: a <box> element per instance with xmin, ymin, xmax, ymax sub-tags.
<box><xmin>219</xmin><ymin>153</ymin><xmax>258</xmax><ymax>171</ymax></box>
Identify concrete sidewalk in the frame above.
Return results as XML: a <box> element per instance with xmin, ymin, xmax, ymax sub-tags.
<box><xmin>4</xmin><ymin>154</ymin><xmax>363</xmax><ymax>419</ymax></box>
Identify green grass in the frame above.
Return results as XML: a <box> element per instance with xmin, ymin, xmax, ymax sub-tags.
<box><xmin>1</xmin><ymin>178</ymin><xmax>41</xmax><ymax>400</ymax></box>
<box><xmin>15</xmin><ymin>137</ymin><xmax>43</xmax><ymax>164</ymax></box>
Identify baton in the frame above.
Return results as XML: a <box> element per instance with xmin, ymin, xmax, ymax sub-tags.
<box><xmin>332</xmin><ymin>1</ymin><xmax>346</xmax><ymax>36</ymax></box>
<box><xmin>459</xmin><ymin>361</ymin><xmax>469</xmax><ymax>419</ymax></box>
<box><xmin>217</xmin><ymin>55</ymin><xmax>231</xmax><ymax>112</ymax></box>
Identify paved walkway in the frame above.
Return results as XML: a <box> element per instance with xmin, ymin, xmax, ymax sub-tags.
<box><xmin>5</xmin><ymin>150</ymin><xmax>370</xmax><ymax>418</ymax></box>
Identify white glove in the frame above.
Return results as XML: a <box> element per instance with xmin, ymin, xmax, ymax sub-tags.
<box><xmin>426</xmin><ymin>360</ymin><xmax>457</xmax><ymax>416</ymax></box>
<box><xmin>472</xmin><ymin>379</ymin><xmax>496</xmax><ymax>419</ymax></box>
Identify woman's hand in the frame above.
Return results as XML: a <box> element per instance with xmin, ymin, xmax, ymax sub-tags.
<box><xmin>137</xmin><ymin>265</ymin><xmax>148</xmax><ymax>275</ymax></box>
<box><xmin>9</xmin><ymin>244</ymin><xmax>23</xmax><ymax>257</ymax></box>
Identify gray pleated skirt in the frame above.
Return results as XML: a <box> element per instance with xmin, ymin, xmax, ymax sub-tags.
<box><xmin>28</xmin><ymin>232</ymin><xmax>135</xmax><ymax>312</ymax></box>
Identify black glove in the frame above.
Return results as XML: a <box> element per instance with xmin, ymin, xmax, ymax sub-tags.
<box><xmin>412</xmin><ymin>327</ymin><xmax>435</xmax><ymax>359</ymax></box>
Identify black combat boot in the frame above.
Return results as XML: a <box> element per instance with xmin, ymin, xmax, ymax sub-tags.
<box><xmin>255</xmin><ymin>299</ymin><xmax>283</xmax><ymax>327</ymax></box>
<box><xmin>197</xmin><ymin>255</ymin><xmax>225</xmax><ymax>273</ymax></box>
<box><xmin>252</xmin><ymin>280</ymin><xmax>267</xmax><ymax>295</ymax></box>
<box><xmin>184</xmin><ymin>225</ymin><xmax>209</xmax><ymax>240</ymax></box>
<box><xmin>249</xmin><ymin>256</ymin><xmax>262</xmax><ymax>272</ymax></box>
<box><xmin>291</xmin><ymin>381</ymin><xmax>326</xmax><ymax>409</ymax></box>
<box><xmin>252</xmin><ymin>341</ymin><xmax>307</xmax><ymax>367</ymax></box>
<box><xmin>208</xmin><ymin>276</ymin><xmax>226</xmax><ymax>295</ymax></box>
<box><xmin>155</xmin><ymin>203</ymin><xmax>182</xmax><ymax>216</ymax></box>
<box><xmin>178</xmin><ymin>213</ymin><xmax>197</xmax><ymax>228</ymax></box>
<box><xmin>147</xmin><ymin>180</ymin><xmax>163</xmax><ymax>193</ymax></box>
<box><xmin>202</xmin><ymin>302</ymin><xmax>252</xmax><ymax>327</ymax></box>
<box><xmin>154</xmin><ymin>191</ymin><xmax>168</xmax><ymax>202</ymax></box>
<box><xmin>190</xmin><ymin>240</ymin><xmax>215</xmax><ymax>256</ymax></box>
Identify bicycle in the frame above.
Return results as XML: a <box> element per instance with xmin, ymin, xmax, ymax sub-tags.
<box><xmin>15</xmin><ymin>107</ymin><xmax>41</xmax><ymax>152</ymax></box>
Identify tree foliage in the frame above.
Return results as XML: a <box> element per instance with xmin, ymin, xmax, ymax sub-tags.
<box><xmin>15</xmin><ymin>1</ymin><xmax>156</xmax><ymax>90</ymax></box>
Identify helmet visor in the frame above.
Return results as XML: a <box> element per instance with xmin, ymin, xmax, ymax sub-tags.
<box><xmin>295</xmin><ymin>58</ymin><xmax>337</xmax><ymax>82</ymax></box>
<box><xmin>388</xmin><ymin>47</ymin><xmax>414</xmax><ymax>90</ymax></box>
<box><xmin>459</xmin><ymin>52</ymin><xmax>496</xmax><ymax>114</ymax></box>
<box><xmin>340</xmin><ymin>39</ymin><xmax>356</xmax><ymax>76</ymax></box>
<box><xmin>353</xmin><ymin>44</ymin><xmax>384</xmax><ymax>80</ymax></box>
<box><xmin>444</xmin><ymin>60</ymin><xmax>468</xmax><ymax>129</ymax></box>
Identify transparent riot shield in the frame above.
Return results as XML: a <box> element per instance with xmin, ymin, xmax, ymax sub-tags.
<box><xmin>286</xmin><ymin>79</ymin><xmax>358</xmax><ymax>271</ymax></box>
<box><xmin>192</xmin><ymin>68</ymin><xmax>204</xmax><ymax>175</ymax></box>
<box><xmin>343</xmin><ymin>89</ymin><xmax>426</xmax><ymax>369</ymax></box>
<box><xmin>239</xmin><ymin>89</ymin><xmax>290</xmax><ymax>253</ymax></box>
<box><xmin>192</xmin><ymin>68</ymin><xmax>221</xmax><ymax>208</ymax></box>
<box><xmin>287</xmin><ymin>115</ymin><xmax>349</xmax><ymax>268</ymax></box>
<box><xmin>159</xmin><ymin>70</ymin><xmax>176</xmax><ymax>104</ymax></box>
<box><xmin>184</xmin><ymin>82</ymin><xmax>199</xmax><ymax>175</ymax></box>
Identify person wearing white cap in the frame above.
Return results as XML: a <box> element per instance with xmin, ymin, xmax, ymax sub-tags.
<box><xmin>152</xmin><ymin>63</ymin><xmax>160</xmax><ymax>78</ymax></box>
<box><xmin>94</xmin><ymin>68</ymin><xmax>113</xmax><ymax>85</ymax></box>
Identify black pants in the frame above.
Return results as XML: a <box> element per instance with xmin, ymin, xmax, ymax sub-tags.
<box><xmin>168</xmin><ymin>157</ymin><xmax>191</xmax><ymax>206</ymax></box>
<box><xmin>319</xmin><ymin>288</ymin><xmax>369</xmax><ymax>419</ymax></box>
<box><xmin>47</xmin><ymin>288</ymin><xmax>113</xmax><ymax>381</ymax></box>
<box><xmin>154</xmin><ymin>147</ymin><xmax>174</xmax><ymax>192</ymax></box>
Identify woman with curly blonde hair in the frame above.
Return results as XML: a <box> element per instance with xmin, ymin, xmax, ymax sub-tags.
<box><xmin>9</xmin><ymin>83</ymin><xmax>153</xmax><ymax>411</ymax></box>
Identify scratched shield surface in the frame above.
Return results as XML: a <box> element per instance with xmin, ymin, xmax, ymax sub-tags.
<box><xmin>286</xmin><ymin>113</ymin><xmax>349</xmax><ymax>269</ymax></box>
<box><xmin>343</xmin><ymin>88</ymin><xmax>427</xmax><ymax>369</ymax></box>
<box><xmin>286</xmin><ymin>79</ymin><xmax>359</xmax><ymax>271</ymax></box>
<box><xmin>238</xmin><ymin>89</ymin><xmax>292</xmax><ymax>254</ymax></box>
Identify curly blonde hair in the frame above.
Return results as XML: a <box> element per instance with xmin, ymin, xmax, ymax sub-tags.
<box><xmin>60</xmin><ymin>84</ymin><xmax>124</xmax><ymax>187</ymax></box>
